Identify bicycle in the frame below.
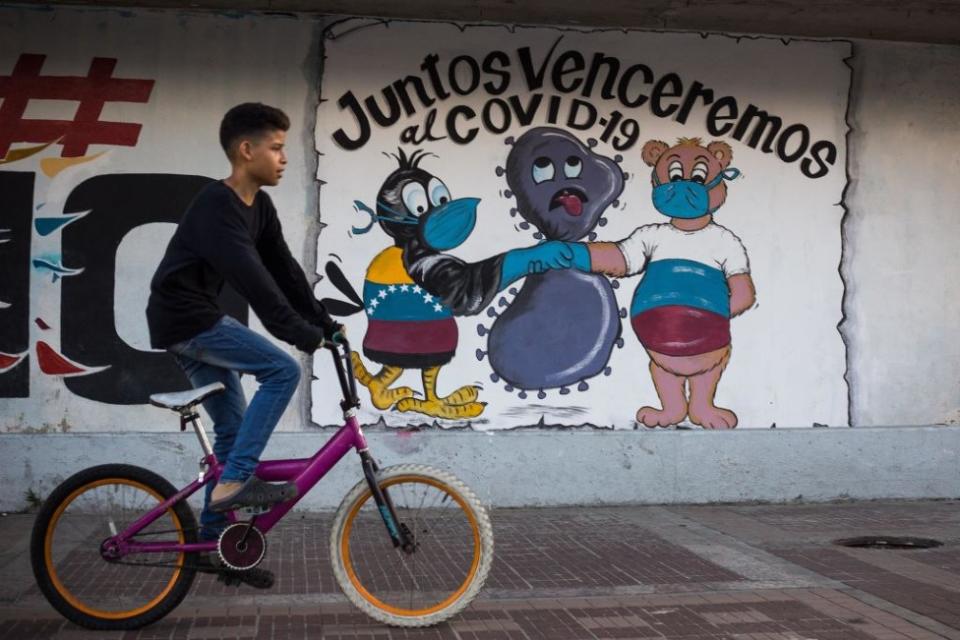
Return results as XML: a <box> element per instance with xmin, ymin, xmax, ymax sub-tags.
<box><xmin>29</xmin><ymin>337</ymin><xmax>494</xmax><ymax>630</ymax></box>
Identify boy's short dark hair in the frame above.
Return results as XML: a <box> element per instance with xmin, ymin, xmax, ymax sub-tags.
<box><xmin>219</xmin><ymin>103</ymin><xmax>290</xmax><ymax>157</ymax></box>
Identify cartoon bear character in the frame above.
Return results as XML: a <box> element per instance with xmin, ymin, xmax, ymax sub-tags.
<box><xmin>581</xmin><ymin>137</ymin><xmax>756</xmax><ymax>428</ymax></box>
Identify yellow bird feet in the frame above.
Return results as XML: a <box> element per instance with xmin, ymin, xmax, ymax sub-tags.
<box><xmin>349</xmin><ymin>352</ymin><xmax>374</xmax><ymax>386</ymax></box>
<box><xmin>350</xmin><ymin>356</ymin><xmax>484</xmax><ymax>419</ymax></box>
<box><xmin>396</xmin><ymin>384</ymin><xmax>484</xmax><ymax>419</ymax></box>
<box><xmin>350</xmin><ymin>352</ymin><xmax>416</xmax><ymax>410</ymax></box>
<box><xmin>395</xmin><ymin>397</ymin><xmax>486</xmax><ymax>420</ymax></box>
<box><xmin>368</xmin><ymin>383</ymin><xmax>418</xmax><ymax>411</ymax></box>
<box><xmin>442</xmin><ymin>384</ymin><xmax>480</xmax><ymax>405</ymax></box>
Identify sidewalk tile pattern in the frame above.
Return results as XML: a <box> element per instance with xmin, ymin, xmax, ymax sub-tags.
<box><xmin>2</xmin><ymin>501</ymin><xmax>958</xmax><ymax>640</ymax></box>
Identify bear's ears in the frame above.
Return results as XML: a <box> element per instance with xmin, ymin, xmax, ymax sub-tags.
<box><xmin>642</xmin><ymin>138</ymin><xmax>734</xmax><ymax>167</ymax></box>
<box><xmin>707</xmin><ymin>141</ymin><xmax>733</xmax><ymax>167</ymax></box>
<box><xmin>641</xmin><ymin>139</ymin><xmax>669</xmax><ymax>167</ymax></box>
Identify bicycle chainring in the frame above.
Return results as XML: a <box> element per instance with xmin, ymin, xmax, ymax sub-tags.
<box><xmin>217</xmin><ymin>523</ymin><xmax>266</xmax><ymax>571</ymax></box>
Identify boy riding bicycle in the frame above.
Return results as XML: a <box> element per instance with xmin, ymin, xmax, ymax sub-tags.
<box><xmin>146</xmin><ymin>103</ymin><xmax>340</xmax><ymax>585</ymax></box>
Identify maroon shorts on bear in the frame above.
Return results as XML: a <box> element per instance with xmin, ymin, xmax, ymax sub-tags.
<box><xmin>631</xmin><ymin>305</ymin><xmax>730</xmax><ymax>357</ymax></box>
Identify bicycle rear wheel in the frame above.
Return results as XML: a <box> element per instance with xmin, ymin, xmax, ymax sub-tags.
<box><xmin>30</xmin><ymin>464</ymin><xmax>198</xmax><ymax>630</ymax></box>
<box><xmin>330</xmin><ymin>464</ymin><xmax>493</xmax><ymax>627</ymax></box>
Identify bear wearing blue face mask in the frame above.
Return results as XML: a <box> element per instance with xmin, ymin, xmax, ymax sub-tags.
<box><xmin>570</xmin><ymin>137</ymin><xmax>756</xmax><ymax>429</ymax></box>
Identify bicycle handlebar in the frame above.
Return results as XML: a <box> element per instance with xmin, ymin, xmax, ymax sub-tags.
<box><xmin>324</xmin><ymin>335</ymin><xmax>360</xmax><ymax>411</ymax></box>
<box><xmin>324</xmin><ymin>330</ymin><xmax>348</xmax><ymax>350</ymax></box>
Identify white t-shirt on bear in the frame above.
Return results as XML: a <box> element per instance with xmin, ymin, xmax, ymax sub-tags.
<box><xmin>617</xmin><ymin>222</ymin><xmax>750</xmax><ymax>277</ymax></box>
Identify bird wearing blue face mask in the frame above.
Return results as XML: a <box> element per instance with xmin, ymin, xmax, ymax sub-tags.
<box><xmin>322</xmin><ymin>148</ymin><xmax>580</xmax><ymax>420</ymax></box>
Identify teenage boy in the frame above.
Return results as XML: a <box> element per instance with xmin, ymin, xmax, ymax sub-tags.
<box><xmin>147</xmin><ymin>103</ymin><xmax>340</xmax><ymax>562</ymax></box>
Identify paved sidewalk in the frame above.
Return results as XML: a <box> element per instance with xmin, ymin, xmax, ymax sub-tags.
<box><xmin>2</xmin><ymin>500</ymin><xmax>959</xmax><ymax>639</ymax></box>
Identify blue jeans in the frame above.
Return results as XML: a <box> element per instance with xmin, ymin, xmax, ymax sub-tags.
<box><xmin>169</xmin><ymin>316</ymin><xmax>301</xmax><ymax>540</ymax></box>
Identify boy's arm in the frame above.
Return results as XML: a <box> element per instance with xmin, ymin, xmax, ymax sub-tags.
<box><xmin>258</xmin><ymin>207</ymin><xmax>338</xmax><ymax>334</ymax></box>
<box><xmin>187</xmin><ymin>204</ymin><xmax>325</xmax><ymax>352</ymax></box>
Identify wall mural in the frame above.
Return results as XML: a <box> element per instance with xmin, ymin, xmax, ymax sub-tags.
<box><xmin>312</xmin><ymin>20</ymin><xmax>851</xmax><ymax>430</ymax></box>
<box><xmin>0</xmin><ymin>54</ymin><xmax>248</xmax><ymax>405</ymax></box>
<box><xmin>0</xmin><ymin>9</ymin><xmax>315</xmax><ymax>431</ymax></box>
<box><xmin>0</xmin><ymin>54</ymin><xmax>162</xmax><ymax>401</ymax></box>
<box><xmin>0</xmin><ymin>11</ymin><xmax>851</xmax><ymax>432</ymax></box>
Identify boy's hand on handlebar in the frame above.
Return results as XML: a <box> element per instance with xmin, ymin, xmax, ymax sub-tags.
<box><xmin>326</xmin><ymin>323</ymin><xmax>347</xmax><ymax>348</ymax></box>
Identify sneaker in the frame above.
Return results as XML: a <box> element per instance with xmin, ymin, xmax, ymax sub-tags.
<box><xmin>217</xmin><ymin>566</ymin><xmax>275</xmax><ymax>589</ymax></box>
<box><xmin>209</xmin><ymin>476</ymin><xmax>297</xmax><ymax>513</ymax></box>
<box><xmin>191</xmin><ymin>554</ymin><xmax>275</xmax><ymax>589</ymax></box>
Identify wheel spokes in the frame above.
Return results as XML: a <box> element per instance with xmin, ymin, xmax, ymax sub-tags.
<box><xmin>345</xmin><ymin>477</ymin><xmax>480</xmax><ymax>614</ymax></box>
<box><xmin>45</xmin><ymin>480</ymin><xmax>185</xmax><ymax>617</ymax></box>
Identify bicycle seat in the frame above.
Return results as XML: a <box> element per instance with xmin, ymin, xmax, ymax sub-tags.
<box><xmin>149</xmin><ymin>382</ymin><xmax>225</xmax><ymax>412</ymax></box>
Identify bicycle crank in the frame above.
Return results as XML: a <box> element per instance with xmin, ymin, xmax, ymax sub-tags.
<box><xmin>217</xmin><ymin>522</ymin><xmax>266</xmax><ymax>570</ymax></box>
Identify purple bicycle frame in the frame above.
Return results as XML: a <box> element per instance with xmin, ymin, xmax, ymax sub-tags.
<box><xmin>108</xmin><ymin>414</ymin><xmax>369</xmax><ymax>557</ymax></box>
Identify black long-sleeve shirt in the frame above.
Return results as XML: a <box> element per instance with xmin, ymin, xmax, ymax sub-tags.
<box><xmin>147</xmin><ymin>181</ymin><xmax>334</xmax><ymax>352</ymax></box>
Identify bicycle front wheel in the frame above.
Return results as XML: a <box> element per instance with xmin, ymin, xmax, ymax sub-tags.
<box><xmin>30</xmin><ymin>464</ymin><xmax>198</xmax><ymax>630</ymax></box>
<box><xmin>330</xmin><ymin>464</ymin><xmax>493</xmax><ymax>627</ymax></box>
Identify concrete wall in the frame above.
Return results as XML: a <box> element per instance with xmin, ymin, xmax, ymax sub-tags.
<box><xmin>0</xmin><ymin>6</ymin><xmax>958</xmax><ymax>509</ymax></box>
<box><xmin>844</xmin><ymin>40</ymin><xmax>960</xmax><ymax>427</ymax></box>
<box><xmin>5</xmin><ymin>427</ymin><xmax>959</xmax><ymax>510</ymax></box>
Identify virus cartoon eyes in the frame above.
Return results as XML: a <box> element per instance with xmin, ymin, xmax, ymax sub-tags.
<box><xmin>564</xmin><ymin>156</ymin><xmax>583</xmax><ymax>178</ymax></box>
<box><xmin>530</xmin><ymin>155</ymin><xmax>586</xmax><ymax>185</ymax></box>
<box><xmin>532</xmin><ymin>157</ymin><xmax>554</xmax><ymax>183</ymax></box>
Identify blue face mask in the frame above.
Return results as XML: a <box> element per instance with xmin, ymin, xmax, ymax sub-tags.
<box><xmin>421</xmin><ymin>197</ymin><xmax>480</xmax><ymax>251</ymax></box>
<box><xmin>351</xmin><ymin>197</ymin><xmax>480</xmax><ymax>251</ymax></box>
<box><xmin>651</xmin><ymin>167</ymin><xmax>740</xmax><ymax>219</ymax></box>
<box><xmin>351</xmin><ymin>200</ymin><xmax>419</xmax><ymax>234</ymax></box>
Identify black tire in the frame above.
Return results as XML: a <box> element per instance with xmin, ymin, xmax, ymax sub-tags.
<box><xmin>30</xmin><ymin>464</ymin><xmax>198</xmax><ymax>630</ymax></box>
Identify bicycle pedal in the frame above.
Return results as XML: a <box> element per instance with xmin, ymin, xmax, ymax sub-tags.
<box><xmin>237</xmin><ymin>505</ymin><xmax>270</xmax><ymax>517</ymax></box>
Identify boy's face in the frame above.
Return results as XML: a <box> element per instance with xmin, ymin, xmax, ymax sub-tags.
<box><xmin>238</xmin><ymin>129</ymin><xmax>287</xmax><ymax>187</ymax></box>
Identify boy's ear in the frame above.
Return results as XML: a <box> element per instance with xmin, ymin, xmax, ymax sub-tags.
<box><xmin>236</xmin><ymin>139</ymin><xmax>254</xmax><ymax>161</ymax></box>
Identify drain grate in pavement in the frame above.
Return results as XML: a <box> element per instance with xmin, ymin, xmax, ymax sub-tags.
<box><xmin>833</xmin><ymin>536</ymin><xmax>942</xmax><ymax>549</ymax></box>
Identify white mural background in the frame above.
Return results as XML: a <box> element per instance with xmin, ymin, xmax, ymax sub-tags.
<box><xmin>312</xmin><ymin>20</ymin><xmax>851</xmax><ymax>430</ymax></box>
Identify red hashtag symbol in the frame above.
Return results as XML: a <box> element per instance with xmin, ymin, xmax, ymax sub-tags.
<box><xmin>0</xmin><ymin>53</ymin><xmax>154</xmax><ymax>157</ymax></box>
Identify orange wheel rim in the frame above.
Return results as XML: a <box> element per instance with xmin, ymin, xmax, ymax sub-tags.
<box><xmin>340</xmin><ymin>475</ymin><xmax>482</xmax><ymax>618</ymax></box>
<box><xmin>44</xmin><ymin>478</ymin><xmax>184</xmax><ymax>620</ymax></box>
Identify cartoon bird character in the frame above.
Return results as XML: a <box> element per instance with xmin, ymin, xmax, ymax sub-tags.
<box><xmin>323</xmin><ymin>148</ymin><xmax>578</xmax><ymax>420</ymax></box>
<box><xmin>577</xmin><ymin>137</ymin><xmax>756</xmax><ymax>428</ymax></box>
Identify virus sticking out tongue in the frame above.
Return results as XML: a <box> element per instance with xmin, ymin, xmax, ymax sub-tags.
<box><xmin>556</xmin><ymin>192</ymin><xmax>583</xmax><ymax>216</ymax></box>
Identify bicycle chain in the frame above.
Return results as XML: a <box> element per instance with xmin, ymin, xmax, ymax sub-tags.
<box><xmin>105</xmin><ymin>526</ymin><xmax>222</xmax><ymax>572</ymax></box>
<box><xmin>108</xmin><ymin>556</ymin><xmax>224</xmax><ymax>573</ymax></box>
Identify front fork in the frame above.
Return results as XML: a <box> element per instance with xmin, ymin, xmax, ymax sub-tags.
<box><xmin>358</xmin><ymin>450</ymin><xmax>415</xmax><ymax>553</ymax></box>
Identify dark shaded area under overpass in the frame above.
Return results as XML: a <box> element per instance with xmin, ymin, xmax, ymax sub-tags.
<box><xmin>7</xmin><ymin>0</ymin><xmax>960</xmax><ymax>45</ymax></box>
